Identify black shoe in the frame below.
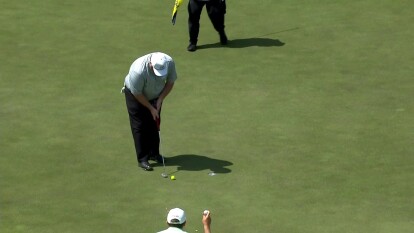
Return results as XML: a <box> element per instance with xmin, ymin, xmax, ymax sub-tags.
<box><xmin>219</xmin><ymin>32</ymin><xmax>228</xmax><ymax>45</ymax></box>
<box><xmin>150</xmin><ymin>154</ymin><xmax>166</xmax><ymax>164</ymax></box>
<box><xmin>187</xmin><ymin>43</ymin><xmax>197</xmax><ymax>52</ymax></box>
<box><xmin>138</xmin><ymin>161</ymin><xmax>153</xmax><ymax>171</ymax></box>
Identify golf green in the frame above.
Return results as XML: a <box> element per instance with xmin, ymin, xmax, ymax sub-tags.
<box><xmin>1</xmin><ymin>0</ymin><xmax>413</xmax><ymax>232</ymax></box>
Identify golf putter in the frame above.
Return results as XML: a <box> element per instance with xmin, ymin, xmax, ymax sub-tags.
<box><xmin>161</xmin><ymin>155</ymin><xmax>167</xmax><ymax>178</ymax></box>
<box><xmin>157</xmin><ymin>118</ymin><xmax>168</xmax><ymax>178</ymax></box>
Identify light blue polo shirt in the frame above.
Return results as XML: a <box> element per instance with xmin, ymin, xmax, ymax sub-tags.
<box><xmin>124</xmin><ymin>53</ymin><xmax>177</xmax><ymax>100</ymax></box>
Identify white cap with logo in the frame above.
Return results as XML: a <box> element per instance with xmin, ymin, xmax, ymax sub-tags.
<box><xmin>151</xmin><ymin>52</ymin><xmax>169</xmax><ymax>77</ymax></box>
<box><xmin>167</xmin><ymin>208</ymin><xmax>186</xmax><ymax>224</ymax></box>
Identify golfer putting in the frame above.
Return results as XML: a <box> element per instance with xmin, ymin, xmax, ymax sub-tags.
<box><xmin>121</xmin><ymin>52</ymin><xmax>178</xmax><ymax>171</ymax></box>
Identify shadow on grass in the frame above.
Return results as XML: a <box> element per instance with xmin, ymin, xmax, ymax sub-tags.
<box><xmin>197</xmin><ymin>38</ymin><xmax>285</xmax><ymax>50</ymax></box>
<box><xmin>156</xmin><ymin>154</ymin><xmax>233</xmax><ymax>174</ymax></box>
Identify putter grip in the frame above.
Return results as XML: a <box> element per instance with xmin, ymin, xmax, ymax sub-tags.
<box><xmin>156</xmin><ymin>117</ymin><xmax>160</xmax><ymax>131</ymax></box>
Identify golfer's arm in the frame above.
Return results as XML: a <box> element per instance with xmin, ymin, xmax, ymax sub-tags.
<box><xmin>158</xmin><ymin>81</ymin><xmax>174</xmax><ymax>101</ymax></box>
<box><xmin>134</xmin><ymin>94</ymin><xmax>154</xmax><ymax>110</ymax></box>
<box><xmin>203</xmin><ymin>225</ymin><xmax>211</xmax><ymax>233</ymax></box>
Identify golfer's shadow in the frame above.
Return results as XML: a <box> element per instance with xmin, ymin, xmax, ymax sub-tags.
<box><xmin>158</xmin><ymin>154</ymin><xmax>233</xmax><ymax>174</ymax></box>
<box><xmin>197</xmin><ymin>38</ymin><xmax>285</xmax><ymax>50</ymax></box>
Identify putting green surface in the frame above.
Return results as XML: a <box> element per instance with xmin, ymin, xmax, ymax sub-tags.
<box><xmin>1</xmin><ymin>0</ymin><xmax>413</xmax><ymax>232</ymax></box>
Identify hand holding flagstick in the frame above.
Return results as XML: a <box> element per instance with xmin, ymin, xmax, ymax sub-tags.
<box><xmin>171</xmin><ymin>0</ymin><xmax>183</xmax><ymax>25</ymax></box>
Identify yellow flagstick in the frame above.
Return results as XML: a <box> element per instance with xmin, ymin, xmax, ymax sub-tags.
<box><xmin>171</xmin><ymin>0</ymin><xmax>183</xmax><ymax>25</ymax></box>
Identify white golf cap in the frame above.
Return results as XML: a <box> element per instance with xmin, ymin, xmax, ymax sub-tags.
<box><xmin>167</xmin><ymin>208</ymin><xmax>186</xmax><ymax>224</ymax></box>
<box><xmin>151</xmin><ymin>52</ymin><xmax>169</xmax><ymax>77</ymax></box>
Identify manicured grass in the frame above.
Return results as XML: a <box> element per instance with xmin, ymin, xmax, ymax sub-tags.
<box><xmin>1</xmin><ymin>0</ymin><xmax>413</xmax><ymax>232</ymax></box>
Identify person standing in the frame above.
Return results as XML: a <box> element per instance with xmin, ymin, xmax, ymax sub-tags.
<box><xmin>157</xmin><ymin>208</ymin><xmax>212</xmax><ymax>233</ymax></box>
<box><xmin>122</xmin><ymin>52</ymin><xmax>177</xmax><ymax>171</ymax></box>
<box><xmin>187</xmin><ymin>0</ymin><xmax>228</xmax><ymax>52</ymax></box>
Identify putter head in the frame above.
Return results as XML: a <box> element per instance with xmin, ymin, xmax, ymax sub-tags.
<box><xmin>161</xmin><ymin>173</ymin><xmax>168</xmax><ymax>178</ymax></box>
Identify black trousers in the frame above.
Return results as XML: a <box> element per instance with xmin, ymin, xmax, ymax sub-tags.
<box><xmin>124</xmin><ymin>88</ymin><xmax>160</xmax><ymax>163</ymax></box>
<box><xmin>188</xmin><ymin>0</ymin><xmax>226</xmax><ymax>44</ymax></box>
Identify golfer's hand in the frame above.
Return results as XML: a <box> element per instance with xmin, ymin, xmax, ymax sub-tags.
<box><xmin>202</xmin><ymin>211</ymin><xmax>211</xmax><ymax>226</ymax></box>
<box><xmin>156</xmin><ymin>99</ymin><xmax>163</xmax><ymax>112</ymax></box>
<box><xmin>150</xmin><ymin>107</ymin><xmax>159</xmax><ymax>121</ymax></box>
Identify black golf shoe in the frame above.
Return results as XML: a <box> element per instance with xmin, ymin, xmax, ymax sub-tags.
<box><xmin>138</xmin><ymin>161</ymin><xmax>153</xmax><ymax>171</ymax></box>
<box><xmin>219</xmin><ymin>31</ymin><xmax>228</xmax><ymax>45</ymax></box>
<box><xmin>187</xmin><ymin>43</ymin><xmax>197</xmax><ymax>52</ymax></box>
